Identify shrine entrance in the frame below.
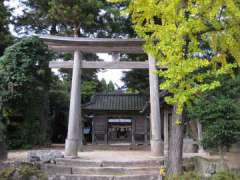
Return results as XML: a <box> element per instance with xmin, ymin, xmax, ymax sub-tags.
<box><xmin>40</xmin><ymin>35</ymin><xmax>165</xmax><ymax>157</ymax></box>
<box><xmin>107</xmin><ymin>118</ymin><xmax>132</xmax><ymax>144</ymax></box>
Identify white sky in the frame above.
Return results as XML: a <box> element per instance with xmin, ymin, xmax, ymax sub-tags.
<box><xmin>6</xmin><ymin>0</ymin><xmax>126</xmax><ymax>87</ymax></box>
<box><xmin>97</xmin><ymin>54</ymin><xmax>128</xmax><ymax>87</ymax></box>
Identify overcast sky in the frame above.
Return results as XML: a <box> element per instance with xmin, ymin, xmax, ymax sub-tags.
<box><xmin>6</xmin><ymin>0</ymin><xmax>127</xmax><ymax>87</ymax></box>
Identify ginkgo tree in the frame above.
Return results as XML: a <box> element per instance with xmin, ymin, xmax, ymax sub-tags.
<box><xmin>109</xmin><ymin>0</ymin><xmax>240</xmax><ymax>176</ymax></box>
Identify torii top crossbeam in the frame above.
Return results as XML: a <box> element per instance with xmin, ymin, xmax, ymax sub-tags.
<box><xmin>39</xmin><ymin>35</ymin><xmax>145</xmax><ymax>54</ymax></box>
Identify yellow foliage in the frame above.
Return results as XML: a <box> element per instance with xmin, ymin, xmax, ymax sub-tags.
<box><xmin>175</xmin><ymin>119</ymin><xmax>183</xmax><ymax>125</ymax></box>
<box><xmin>109</xmin><ymin>0</ymin><xmax>240</xmax><ymax>113</ymax></box>
<box><xmin>160</xmin><ymin>166</ymin><xmax>166</xmax><ymax>176</ymax></box>
<box><xmin>126</xmin><ymin>0</ymin><xmax>240</xmax><ymax>113</ymax></box>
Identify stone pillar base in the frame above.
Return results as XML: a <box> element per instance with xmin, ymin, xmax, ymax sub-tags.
<box><xmin>151</xmin><ymin>140</ymin><xmax>164</xmax><ymax>156</ymax></box>
<box><xmin>65</xmin><ymin>138</ymin><xmax>79</xmax><ymax>157</ymax></box>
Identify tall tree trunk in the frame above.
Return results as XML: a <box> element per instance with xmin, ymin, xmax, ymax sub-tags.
<box><xmin>0</xmin><ymin>141</ymin><xmax>7</xmax><ymax>161</ymax></box>
<box><xmin>167</xmin><ymin>105</ymin><xmax>185</xmax><ymax>176</ymax></box>
<box><xmin>219</xmin><ymin>146</ymin><xmax>229</xmax><ymax>171</ymax></box>
<box><xmin>74</xmin><ymin>24</ymin><xmax>81</xmax><ymax>37</ymax></box>
<box><xmin>189</xmin><ymin>120</ymin><xmax>198</xmax><ymax>140</ymax></box>
<box><xmin>42</xmin><ymin>89</ymin><xmax>50</xmax><ymax>143</ymax></box>
<box><xmin>50</xmin><ymin>23</ymin><xmax>57</xmax><ymax>35</ymax></box>
<box><xmin>167</xmin><ymin>0</ymin><xmax>188</xmax><ymax>176</ymax></box>
<box><xmin>0</xmin><ymin>107</ymin><xmax>7</xmax><ymax>161</ymax></box>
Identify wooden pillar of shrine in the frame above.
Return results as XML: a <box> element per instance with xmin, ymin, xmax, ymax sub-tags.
<box><xmin>131</xmin><ymin>119</ymin><xmax>136</xmax><ymax>145</ymax></box>
<box><xmin>92</xmin><ymin>119</ymin><xmax>96</xmax><ymax>144</ymax></box>
<box><xmin>164</xmin><ymin>109</ymin><xmax>169</xmax><ymax>155</ymax></box>
<box><xmin>144</xmin><ymin>116</ymin><xmax>148</xmax><ymax>145</ymax></box>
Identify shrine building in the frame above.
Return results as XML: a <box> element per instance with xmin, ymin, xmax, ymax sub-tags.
<box><xmin>82</xmin><ymin>92</ymin><xmax>172</xmax><ymax>146</ymax></box>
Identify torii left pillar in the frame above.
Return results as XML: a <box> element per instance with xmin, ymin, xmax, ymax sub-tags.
<box><xmin>65</xmin><ymin>50</ymin><xmax>82</xmax><ymax>157</ymax></box>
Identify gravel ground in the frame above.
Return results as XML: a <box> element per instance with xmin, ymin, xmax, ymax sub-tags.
<box><xmin>7</xmin><ymin>149</ymin><xmax>162</xmax><ymax>162</ymax></box>
<box><xmin>7</xmin><ymin>150</ymin><xmax>29</xmax><ymax>161</ymax></box>
<box><xmin>6</xmin><ymin>144</ymin><xmax>240</xmax><ymax>169</ymax></box>
<box><xmin>7</xmin><ymin>149</ymin><xmax>200</xmax><ymax>162</ymax></box>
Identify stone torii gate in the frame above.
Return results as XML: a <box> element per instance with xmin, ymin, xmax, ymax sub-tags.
<box><xmin>40</xmin><ymin>35</ymin><xmax>164</xmax><ymax>157</ymax></box>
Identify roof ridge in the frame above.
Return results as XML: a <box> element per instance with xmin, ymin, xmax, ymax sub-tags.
<box><xmin>94</xmin><ymin>92</ymin><xmax>145</xmax><ymax>96</ymax></box>
<box><xmin>83</xmin><ymin>93</ymin><xmax>148</xmax><ymax>111</ymax></box>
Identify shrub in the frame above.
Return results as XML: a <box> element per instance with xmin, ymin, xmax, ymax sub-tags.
<box><xmin>165</xmin><ymin>171</ymin><xmax>240</xmax><ymax>180</ymax></box>
<box><xmin>211</xmin><ymin>171</ymin><xmax>240</xmax><ymax>180</ymax></box>
<box><xmin>166</xmin><ymin>171</ymin><xmax>201</xmax><ymax>180</ymax></box>
<box><xmin>0</xmin><ymin>36</ymin><xmax>53</xmax><ymax>149</ymax></box>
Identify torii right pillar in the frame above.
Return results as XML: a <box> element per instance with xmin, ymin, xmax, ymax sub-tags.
<box><xmin>148</xmin><ymin>54</ymin><xmax>164</xmax><ymax>156</ymax></box>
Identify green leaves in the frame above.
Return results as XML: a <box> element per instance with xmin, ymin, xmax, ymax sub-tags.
<box><xmin>48</xmin><ymin>0</ymin><xmax>105</xmax><ymax>35</ymax></box>
<box><xmin>188</xmin><ymin>75</ymin><xmax>240</xmax><ymax>149</ymax></box>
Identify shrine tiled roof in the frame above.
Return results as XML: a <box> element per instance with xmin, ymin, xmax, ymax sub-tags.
<box><xmin>82</xmin><ymin>93</ymin><xmax>147</xmax><ymax>112</ymax></box>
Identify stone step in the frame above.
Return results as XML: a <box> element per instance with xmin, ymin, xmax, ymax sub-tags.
<box><xmin>72</xmin><ymin>166</ymin><xmax>160</xmax><ymax>176</ymax></box>
<box><xmin>55</xmin><ymin>158</ymin><xmax>164</xmax><ymax>167</ymax></box>
<box><xmin>42</xmin><ymin>164</ymin><xmax>161</xmax><ymax>175</ymax></box>
<box><xmin>48</xmin><ymin>174</ymin><xmax>160</xmax><ymax>180</ymax></box>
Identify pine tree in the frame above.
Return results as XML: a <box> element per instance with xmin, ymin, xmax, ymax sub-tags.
<box><xmin>99</xmin><ymin>79</ymin><xmax>108</xmax><ymax>92</ymax></box>
<box><xmin>14</xmin><ymin>0</ymin><xmax>133</xmax><ymax>37</ymax></box>
<box><xmin>107</xmin><ymin>81</ymin><xmax>115</xmax><ymax>92</ymax></box>
<box><xmin>0</xmin><ymin>0</ymin><xmax>12</xmax><ymax>55</ymax></box>
<box><xmin>122</xmin><ymin>69</ymin><xmax>149</xmax><ymax>94</ymax></box>
<box><xmin>48</xmin><ymin>0</ymin><xmax>104</xmax><ymax>36</ymax></box>
<box><xmin>14</xmin><ymin>0</ymin><xmax>57</xmax><ymax>35</ymax></box>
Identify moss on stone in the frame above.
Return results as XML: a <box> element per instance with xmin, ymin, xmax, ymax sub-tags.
<box><xmin>0</xmin><ymin>167</ymin><xmax>15</xmax><ymax>179</ymax></box>
<box><xmin>0</xmin><ymin>163</ymin><xmax>47</xmax><ymax>180</ymax></box>
<box><xmin>18</xmin><ymin>164</ymin><xmax>47</xmax><ymax>180</ymax></box>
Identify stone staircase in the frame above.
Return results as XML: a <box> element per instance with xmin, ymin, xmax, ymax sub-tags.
<box><xmin>42</xmin><ymin>158</ymin><xmax>164</xmax><ymax>180</ymax></box>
